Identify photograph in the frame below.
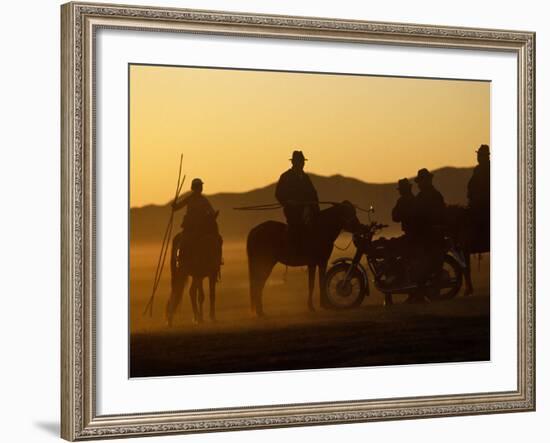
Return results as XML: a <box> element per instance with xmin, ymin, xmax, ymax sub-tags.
<box><xmin>129</xmin><ymin>64</ymin><xmax>492</xmax><ymax>377</ymax></box>
<box><xmin>59</xmin><ymin>3</ymin><xmax>536</xmax><ymax>439</ymax></box>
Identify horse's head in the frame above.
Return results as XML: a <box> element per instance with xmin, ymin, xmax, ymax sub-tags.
<box><xmin>336</xmin><ymin>200</ymin><xmax>361</xmax><ymax>233</ymax></box>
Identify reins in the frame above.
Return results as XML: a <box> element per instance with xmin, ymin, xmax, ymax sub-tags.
<box><xmin>233</xmin><ymin>201</ymin><xmax>371</xmax><ymax>212</ymax></box>
<box><xmin>333</xmin><ymin>238</ymin><xmax>354</xmax><ymax>251</ymax></box>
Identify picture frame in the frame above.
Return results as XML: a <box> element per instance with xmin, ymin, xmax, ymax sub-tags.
<box><xmin>61</xmin><ymin>1</ymin><xmax>536</xmax><ymax>440</ymax></box>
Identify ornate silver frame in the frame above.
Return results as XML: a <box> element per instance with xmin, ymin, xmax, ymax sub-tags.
<box><xmin>61</xmin><ymin>2</ymin><xmax>536</xmax><ymax>440</ymax></box>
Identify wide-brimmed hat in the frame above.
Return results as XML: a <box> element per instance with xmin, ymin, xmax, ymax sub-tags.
<box><xmin>476</xmin><ymin>144</ymin><xmax>490</xmax><ymax>155</ymax></box>
<box><xmin>289</xmin><ymin>150</ymin><xmax>307</xmax><ymax>162</ymax></box>
<box><xmin>414</xmin><ymin>168</ymin><xmax>433</xmax><ymax>183</ymax></box>
<box><xmin>397</xmin><ymin>178</ymin><xmax>412</xmax><ymax>190</ymax></box>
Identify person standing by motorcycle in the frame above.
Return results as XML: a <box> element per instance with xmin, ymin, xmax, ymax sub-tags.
<box><xmin>384</xmin><ymin>178</ymin><xmax>417</xmax><ymax>286</ymax></box>
<box><xmin>275</xmin><ymin>150</ymin><xmax>320</xmax><ymax>251</ymax></box>
<box><xmin>392</xmin><ymin>178</ymin><xmax>416</xmax><ymax>235</ymax></box>
<box><xmin>411</xmin><ymin>168</ymin><xmax>447</xmax><ymax>294</ymax></box>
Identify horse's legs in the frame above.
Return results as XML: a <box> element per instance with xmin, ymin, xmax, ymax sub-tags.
<box><xmin>318</xmin><ymin>261</ymin><xmax>328</xmax><ymax>309</ymax></box>
<box><xmin>166</xmin><ymin>234</ymin><xmax>185</xmax><ymax>326</ymax></box>
<box><xmin>464</xmin><ymin>252</ymin><xmax>474</xmax><ymax>296</ymax></box>
<box><xmin>208</xmin><ymin>274</ymin><xmax>216</xmax><ymax>321</ymax></box>
<box><xmin>197</xmin><ymin>279</ymin><xmax>205</xmax><ymax>321</ymax></box>
<box><xmin>170</xmin><ymin>233</ymin><xmax>181</xmax><ymax>285</ymax></box>
<box><xmin>307</xmin><ymin>265</ymin><xmax>316</xmax><ymax>312</ymax></box>
<box><xmin>189</xmin><ymin>278</ymin><xmax>203</xmax><ymax>323</ymax></box>
<box><xmin>249</xmin><ymin>259</ymin><xmax>276</xmax><ymax>318</ymax></box>
<box><xmin>165</xmin><ymin>274</ymin><xmax>187</xmax><ymax>327</ymax></box>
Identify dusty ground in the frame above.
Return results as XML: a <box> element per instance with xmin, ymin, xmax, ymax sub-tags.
<box><xmin>130</xmin><ymin>240</ymin><xmax>490</xmax><ymax>377</ymax></box>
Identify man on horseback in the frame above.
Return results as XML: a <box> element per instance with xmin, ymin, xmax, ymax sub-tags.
<box><xmin>467</xmin><ymin>144</ymin><xmax>490</xmax><ymax>252</ymax></box>
<box><xmin>171</xmin><ymin>177</ymin><xmax>222</xmax><ymax>267</ymax></box>
<box><xmin>275</xmin><ymin>150</ymin><xmax>320</xmax><ymax>253</ymax></box>
<box><xmin>167</xmin><ymin>178</ymin><xmax>223</xmax><ymax>323</ymax></box>
<box><xmin>172</xmin><ymin>177</ymin><xmax>218</xmax><ymax>239</ymax></box>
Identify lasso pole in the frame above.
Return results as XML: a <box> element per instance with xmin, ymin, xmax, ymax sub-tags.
<box><xmin>143</xmin><ymin>154</ymin><xmax>185</xmax><ymax>317</ymax></box>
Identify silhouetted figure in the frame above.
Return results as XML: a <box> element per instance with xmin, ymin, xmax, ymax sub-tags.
<box><xmin>392</xmin><ymin>178</ymin><xmax>416</xmax><ymax>235</ymax></box>
<box><xmin>174</xmin><ymin>178</ymin><xmax>216</xmax><ymax>231</ymax></box>
<box><xmin>467</xmin><ymin>144</ymin><xmax>490</xmax><ymax>253</ymax></box>
<box><xmin>444</xmin><ymin>204</ymin><xmax>475</xmax><ymax>296</ymax></box>
<box><xmin>410</xmin><ymin>168</ymin><xmax>446</xmax><ymax>294</ymax></box>
<box><xmin>275</xmin><ymin>150</ymin><xmax>320</xmax><ymax>253</ymax></box>
<box><xmin>384</xmin><ymin>178</ymin><xmax>417</xmax><ymax>284</ymax></box>
<box><xmin>167</xmin><ymin>178</ymin><xmax>222</xmax><ymax>325</ymax></box>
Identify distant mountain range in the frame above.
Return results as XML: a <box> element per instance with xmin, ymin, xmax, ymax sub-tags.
<box><xmin>130</xmin><ymin>166</ymin><xmax>474</xmax><ymax>243</ymax></box>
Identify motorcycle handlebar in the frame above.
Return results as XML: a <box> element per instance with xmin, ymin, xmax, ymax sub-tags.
<box><xmin>357</xmin><ymin>222</ymin><xmax>388</xmax><ymax>233</ymax></box>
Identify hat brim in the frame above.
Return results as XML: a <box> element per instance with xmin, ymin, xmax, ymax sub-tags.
<box><xmin>289</xmin><ymin>158</ymin><xmax>308</xmax><ymax>161</ymax></box>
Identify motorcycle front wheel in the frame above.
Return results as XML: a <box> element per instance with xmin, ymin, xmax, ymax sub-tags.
<box><xmin>324</xmin><ymin>263</ymin><xmax>367</xmax><ymax>310</ymax></box>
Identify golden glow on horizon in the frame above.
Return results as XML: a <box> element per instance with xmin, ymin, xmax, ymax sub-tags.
<box><xmin>130</xmin><ymin>65</ymin><xmax>489</xmax><ymax>207</ymax></box>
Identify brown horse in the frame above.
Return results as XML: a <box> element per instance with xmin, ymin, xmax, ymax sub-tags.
<box><xmin>166</xmin><ymin>221</ymin><xmax>222</xmax><ymax>325</ymax></box>
<box><xmin>246</xmin><ymin>201</ymin><xmax>360</xmax><ymax>317</ymax></box>
<box><xmin>445</xmin><ymin>204</ymin><xmax>489</xmax><ymax>296</ymax></box>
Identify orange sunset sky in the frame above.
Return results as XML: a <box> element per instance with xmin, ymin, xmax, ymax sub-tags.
<box><xmin>130</xmin><ymin>64</ymin><xmax>490</xmax><ymax>208</ymax></box>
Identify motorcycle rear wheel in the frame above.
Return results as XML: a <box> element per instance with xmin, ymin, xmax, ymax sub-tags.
<box><xmin>427</xmin><ymin>254</ymin><xmax>463</xmax><ymax>301</ymax></box>
<box><xmin>324</xmin><ymin>263</ymin><xmax>367</xmax><ymax>310</ymax></box>
<box><xmin>383</xmin><ymin>255</ymin><xmax>463</xmax><ymax>303</ymax></box>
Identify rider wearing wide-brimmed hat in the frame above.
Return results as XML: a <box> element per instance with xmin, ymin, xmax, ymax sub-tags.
<box><xmin>275</xmin><ymin>150</ymin><xmax>320</xmax><ymax>242</ymax></box>
<box><xmin>468</xmin><ymin>144</ymin><xmax>490</xmax><ymax>210</ymax></box>
<box><xmin>467</xmin><ymin>144</ymin><xmax>490</xmax><ymax>252</ymax></box>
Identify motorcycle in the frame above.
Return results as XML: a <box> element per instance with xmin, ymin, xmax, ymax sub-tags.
<box><xmin>324</xmin><ymin>221</ymin><xmax>467</xmax><ymax>309</ymax></box>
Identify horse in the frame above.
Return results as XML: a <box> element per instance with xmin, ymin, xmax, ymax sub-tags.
<box><xmin>165</xmin><ymin>220</ymin><xmax>222</xmax><ymax>325</ymax></box>
<box><xmin>246</xmin><ymin>201</ymin><xmax>360</xmax><ymax>317</ymax></box>
<box><xmin>444</xmin><ymin>204</ymin><xmax>489</xmax><ymax>296</ymax></box>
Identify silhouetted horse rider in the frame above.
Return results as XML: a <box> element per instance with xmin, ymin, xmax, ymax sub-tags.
<box><xmin>173</xmin><ymin>178</ymin><xmax>217</xmax><ymax>236</ymax></box>
<box><xmin>167</xmin><ymin>178</ymin><xmax>222</xmax><ymax>324</ymax></box>
<box><xmin>170</xmin><ymin>178</ymin><xmax>222</xmax><ymax>279</ymax></box>
<box><xmin>467</xmin><ymin>144</ymin><xmax>490</xmax><ymax>252</ymax></box>
<box><xmin>275</xmin><ymin>150</ymin><xmax>320</xmax><ymax>252</ymax></box>
<box><xmin>410</xmin><ymin>168</ymin><xmax>447</xmax><ymax>289</ymax></box>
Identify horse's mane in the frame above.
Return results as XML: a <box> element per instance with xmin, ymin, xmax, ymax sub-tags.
<box><xmin>317</xmin><ymin>201</ymin><xmax>355</xmax><ymax>219</ymax></box>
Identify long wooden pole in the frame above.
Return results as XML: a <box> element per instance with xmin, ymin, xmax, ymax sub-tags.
<box><xmin>143</xmin><ymin>154</ymin><xmax>184</xmax><ymax>317</ymax></box>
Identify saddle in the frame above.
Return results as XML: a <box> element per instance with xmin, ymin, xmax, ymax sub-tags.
<box><xmin>175</xmin><ymin>229</ymin><xmax>223</xmax><ymax>276</ymax></box>
<box><xmin>283</xmin><ymin>223</ymin><xmax>313</xmax><ymax>264</ymax></box>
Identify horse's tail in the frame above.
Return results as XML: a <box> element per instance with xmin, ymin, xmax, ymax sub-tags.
<box><xmin>246</xmin><ymin>224</ymin><xmax>274</xmax><ymax>315</ymax></box>
<box><xmin>246</xmin><ymin>221</ymin><xmax>283</xmax><ymax>317</ymax></box>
